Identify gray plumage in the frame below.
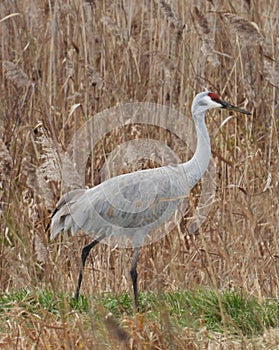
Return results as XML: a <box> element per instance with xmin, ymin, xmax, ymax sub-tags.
<box><xmin>50</xmin><ymin>91</ymin><xmax>251</xmax><ymax>309</ymax></box>
<box><xmin>51</xmin><ymin>165</ymin><xmax>191</xmax><ymax>247</ymax></box>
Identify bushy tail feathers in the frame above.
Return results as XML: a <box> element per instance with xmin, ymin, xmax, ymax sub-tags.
<box><xmin>50</xmin><ymin>189</ymin><xmax>86</xmax><ymax>239</ymax></box>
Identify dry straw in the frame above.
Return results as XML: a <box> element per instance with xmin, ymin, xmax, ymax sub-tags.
<box><xmin>3</xmin><ymin>61</ymin><xmax>30</xmax><ymax>88</ymax></box>
<box><xmin>222</xmin><ymin>13</ymin><xmax>263</xmax><ymax>44</ymax></box>
<box><xmin>0</xmin><ymin>0</ymin><xmax>278</xmax><ymax>347</ymax></box>
<box><xmin>192</xmin><ymin>6</ymin><xmax>220</xmax><ymax>67</ymax></box>
<box><xmin>157</xmin><ymin>0</ymin><xmax>184</xmax><ymax>29</ymax></box>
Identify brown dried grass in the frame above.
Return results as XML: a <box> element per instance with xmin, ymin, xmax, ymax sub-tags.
<box><xmin>0</xmin><ymin>0</ymin><xmax>278</xmax><ymax>348</ymax></box>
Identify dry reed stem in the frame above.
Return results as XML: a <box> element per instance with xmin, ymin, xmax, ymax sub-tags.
<box><xmin>0</xmin><ymin>0</ymin><xmax>278</xmax><ymax>347</ymax></box>
<box><xmin>3</xmin><ymin>61</ymin><xmax>30</xmax><ymax>89</ymax></box>
<box><xmin>192</xmin><ymin>6</ymin><xmax>220</xmax><ymax>67</ymax></box>
<box><xmin>157</xmin><ymin>0</ymin><xmax>184</xmax><ymax>30</ymax></box>
<box><xmin>222</xmin><ymin>13</ymin><xmax>263</xmax><ymax>45</ymax></box>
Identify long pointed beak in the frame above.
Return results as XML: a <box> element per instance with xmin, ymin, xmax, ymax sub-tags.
<box><xmin>220</xmin><ymin>100</ymin><xmax>251</xmax><ymax>115</ymax></box>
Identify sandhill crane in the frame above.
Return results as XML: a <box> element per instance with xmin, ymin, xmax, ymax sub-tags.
<box><xmin>50</xmin><ymin>91</ymin><xmax>251</xmax><ymax>309</ymax></box>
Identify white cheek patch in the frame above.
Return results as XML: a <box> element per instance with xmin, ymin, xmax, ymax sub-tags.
<box><xmin>204</xmin><ymin>95</ymin><xmax>222</xmax><ymax>109</ymax></box>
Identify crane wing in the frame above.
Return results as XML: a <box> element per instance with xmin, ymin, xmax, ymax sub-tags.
<box><xmin>51</xmin><ymin>165</ymin><xmax>191</xmax><ymax>243</ymax></box>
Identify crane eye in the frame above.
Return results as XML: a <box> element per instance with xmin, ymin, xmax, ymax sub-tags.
<box><xmin>208</xmin><ymin>92</ymin><xmax>221</xmax><ymax>103</ymax></box>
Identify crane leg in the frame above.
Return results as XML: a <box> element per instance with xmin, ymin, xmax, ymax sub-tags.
<box><xmin>74</xmin><ymin>233</ymin><xmax>106</xmax><ymax>301</ymax></box>
<box><xmin>130</xmin><ymin>247</ymin><xmax>140</xmax><ymax>311</ymax></box>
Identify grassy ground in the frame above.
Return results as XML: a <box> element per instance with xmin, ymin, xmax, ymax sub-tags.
<box><xmin>0</xmin><ymin>0</ymin><xmax>278</xmax><ymax>349</ymax></box>
<box><xmin>1</xmin><ymin>288</ymin><xmax>278</xmax><ymax>349</ymax></box>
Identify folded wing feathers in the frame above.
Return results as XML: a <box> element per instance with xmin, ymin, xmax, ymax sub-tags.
<box><xmin>50</xmin><ymin>167</ymin><xmax>189</xmax><ymax>240</ymax></box>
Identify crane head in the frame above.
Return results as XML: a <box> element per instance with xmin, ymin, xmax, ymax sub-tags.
<box><xmin>192</xmin><ymin>91</ymin><xmax>251</xmax><ymax>116</ymax></box>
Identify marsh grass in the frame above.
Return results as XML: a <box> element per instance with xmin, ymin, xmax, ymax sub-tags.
<box><xmin>0</xmin><ymin>288</ymin><xmax>278</xmax><ymax>349</ymax></box>
<box><xmin>0</xmin><ymin>0</ymin><xmax>278</xmax><ymax>348</ymax></box>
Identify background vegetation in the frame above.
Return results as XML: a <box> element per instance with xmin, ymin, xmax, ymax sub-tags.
<box><xmin>0</xmin><ymin>0</ymin><xmax>278</xmax><ymax>348</ymax></box>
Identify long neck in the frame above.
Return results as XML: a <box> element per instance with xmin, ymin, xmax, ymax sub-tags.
<box><xmin>181</xmin><ymin>113</ymin><xmax>211</xmax><ymax>188</ymax></box>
